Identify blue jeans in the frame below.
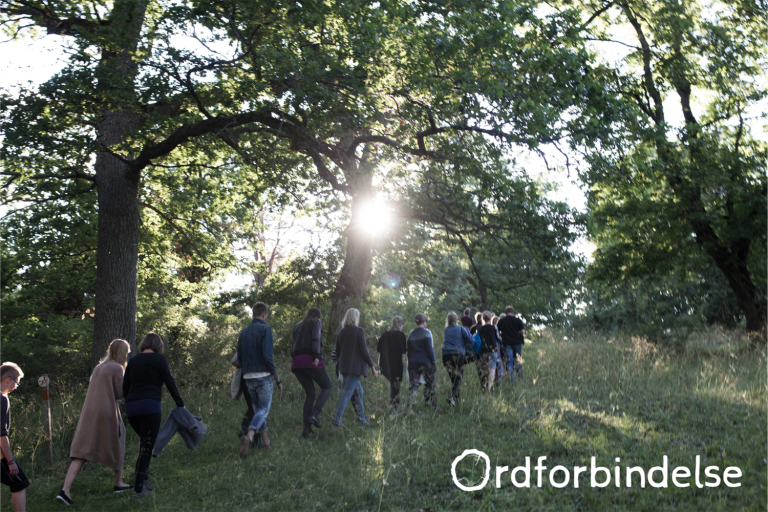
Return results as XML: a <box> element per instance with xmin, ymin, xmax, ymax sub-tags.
<box><xmin>503</xmin><ymin>345</ymin><xmax>523</xmax><ymax>383</ymax></box>
<box><xmin>335</xmin><ymin>373</ymin><xmax>366</xmax><ymax>424</ymax></box>
<box><xmin>244</xmin><ymin>376</ymin><xmax>273</xmax><ymax>433</ymax></box>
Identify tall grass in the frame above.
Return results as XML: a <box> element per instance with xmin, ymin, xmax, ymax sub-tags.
<box><xmin>4</xmin><ymin>328</ymin><xmax>766</xmax><ymax>511</ymax></box>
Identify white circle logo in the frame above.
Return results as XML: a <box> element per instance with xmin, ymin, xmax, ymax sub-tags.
<box><xmin>451</xmin><ymin>449</ymin><xmax>490</xmax><ymax>491</ymax></box>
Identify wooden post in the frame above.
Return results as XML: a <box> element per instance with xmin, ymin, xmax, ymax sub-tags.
<box><xmin>38</xmin><ymin>375</ymin><xmax>53</xmax><ymax>463</ymax></box>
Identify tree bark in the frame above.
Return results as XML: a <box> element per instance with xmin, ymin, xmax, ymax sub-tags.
<box><xmin>89</xmin><ymin>0</ymin><xmax>148</xmax><ymax>366</ymax></box>
<box><xmin>327</xmin><ymin>194</ymin><xmax>374</xmax><ymax>341</ymax></box>
<box><xmin>704</xmin><ymin>239</ymin><xmax>766</xmax><ymax>346</ymax></box>
<box><xmin>91</xmin><ymin>123</ymin><xmax>142</xmax><ymax>365</ymax></box>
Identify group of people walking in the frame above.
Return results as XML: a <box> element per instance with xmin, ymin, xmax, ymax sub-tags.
<box><xmin>0</xmin><ymin>302</ymin><xmax>524</xmax><ymax>510</ymax></box>
<box><xmin>233</xmin><ymin>302</ymin><xmax>526</xmax><ymax>454</ymax></box>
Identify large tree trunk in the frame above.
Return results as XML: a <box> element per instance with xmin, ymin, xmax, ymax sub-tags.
<box><xmin>92</xmin><ymin>126</ymin><xmax>142</xmax><ymax>365</ymax></box>
<box><xmin>327</xmin><ymin>195</ymin><xmax>374</xmax><ymax>341</ymax></box>
<box><xmin>89</xmin><ymin>0</ymin><xmax>148</xmax><ymax>366</ymax></box>
<box><xmin>705</xmin><ymin>240</ymin><xmax>767</xmax><ymax>346</ymax></box>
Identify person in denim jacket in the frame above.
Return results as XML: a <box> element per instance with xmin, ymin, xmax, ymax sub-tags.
<box><xmin>237</xmin><ymin>302</ymin><xmax>282</xmax><ymax>457</ymax></box>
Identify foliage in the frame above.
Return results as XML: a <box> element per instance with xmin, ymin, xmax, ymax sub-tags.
<box><xmin>574</xmin><ymin>0</ymin><xmax>768</xmax><ymax>334</ymax></box>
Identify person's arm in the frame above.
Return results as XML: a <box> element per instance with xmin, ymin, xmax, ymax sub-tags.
<box><xmin>113</xmin><ymin>366</ymin><xmax>124</xmax><ymax>401</ymax></box>
<box><xmin>262</xmin><ymin>327</ymin><xmax>281</xmax><ymax>390</ymax></box>
<box><xmin>231</xmin><ymin>351</ymin><xmax>240</xmax><ymax>368</ymax></box>
<box><xmin>122</xmin><ymin>361</ymin><xmax>132</xmax><ymax>400</ymax></box>
<box><xmin>311</xmin><ymin>319</ymin><xmax>322</xmax><ymax>362</ymax></box>
<box><xmin>0</xmin><ymin>437</ymin><xmax>18</xmax><ymax>476</ymax></box>
<box><xmin>159</xmin><ymin>356</ymin><xmax>185</xmax><ymax>408</ymax></box>
<box><xmin>427</xmin><ymin>331</ymin><xmax>436</xmax><ymax>366</ymax></box>
<box><xmin>359</xmin><ymin>329</ymin><xmax>377</xmax><ymax>376</ymax></box>
<box><xmin>0</xmin><ymin>396</ymin><xmax>16</xmax><ymax>475</ymax></box>
<box><xmin>461</xmin><ymin>327</ymin><xmax>473</xmax><ymax>346</ymax></box>
<box><xmin>333</xmin><ymin>332</ymin><xmax>341</xmax><ymax>362</ymax></box>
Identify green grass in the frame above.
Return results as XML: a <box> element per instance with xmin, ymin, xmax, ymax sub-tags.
<box><xmin>4</xmin><ymin>328</ymin><xmax>766</xmax><ymax>511</ymax></box>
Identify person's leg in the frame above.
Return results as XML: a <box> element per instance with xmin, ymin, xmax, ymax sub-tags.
<box><xmin>456</xmin><ymin>355</ymin><xmax>465</xmax><ymax>401</ymax></box>
<box><xmin>420</xmin><ymin>365</ymin><xmax>435</xmax><ymax>407</ymax></box>
<box><xmin>128</xmin><ymin>412</ymin><xmax>161</xmax><ymax>493</ymax></box>
<box><xmin>406</xmin><ymin>365</ymin><xmax>418</xmax><ymax>413</ymax></box>
<box><xmin>443</xmin><ymin>354</ymin><xmax>458</xmax><ymax>400</ymax></box>
<box><xmin>350</xmin><ymin>376</ymin><xmax>366</xmax><ymax>423</ymax></box>
<box><xmin>504</xmin><ymin>346</ymin><xmax>515</xmax><ymax>382</ymax></box>
<box><xmin>114</xmin><ymin>468</ymin><xmax>129</xmax><ymax>488</ymax></box>
<box><xmin>487</xmin><ymin>353</ymin><xmax>497</xmax><ymax>392</ymax></box>
<box><xmin>513</xmin><ymin>344</ymin><xmax>523</xmax><ymax>380</ymax></box>
<box><xmin>308</xmin><ymin>368</ymin><xmax>332</xmax><ymax>419</ymax></box>
<box><xmin>240</xmin><ymin>376</ymin><xmax>255</xmax><ymax>438</ymax></box>
<box><xmin>334</xmin><ymin>373</ymin><xmax>359</xmax><ymax>425</ymax></box>
<box><xmin>246</xmin><ymin>377</ymin><xmax>274</xmax><ymax>445</ymax></box>
<box><xmin>11</xmin><ymin>489</ymin><xmax>25</xmax><ymax>512</ymax></box>
<box><xmin>389</xmin><ymin>378</ymin><xmax>401</xmax><ymax>410</ymax></box>
<box><xmin>294</xmin><ymin>369</ymin><xmax>316</xmax><ymax>432</ymax></box>
<box><xmin>61</xmin><ymin>458</ymin><xmax>86</xmax><ymax>496</ymax></box>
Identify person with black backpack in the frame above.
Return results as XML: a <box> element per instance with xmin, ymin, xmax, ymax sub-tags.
<box><xmin>477</xmin><ymin>311</ymin><xmax>500</xmax><ymax>392</ymax></box>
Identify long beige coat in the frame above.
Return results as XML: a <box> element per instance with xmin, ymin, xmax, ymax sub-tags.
<box><xmin>69</xmin><ymin>361</ymin><xmax>125</xmax><ymax>470</ymax></box>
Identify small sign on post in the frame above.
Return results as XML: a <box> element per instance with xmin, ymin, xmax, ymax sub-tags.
<box><xmin>38</xmin><ymin>374</ymin><xmax>53</xmax><ymax>463</ymax></box>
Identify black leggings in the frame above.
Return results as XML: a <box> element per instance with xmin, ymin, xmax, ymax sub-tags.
<box><xmin>128</xmin><ymin>412</ymin><xmax>161</xmax><ymax>493</ymax></box>
<box><xmin>292</xmin><ymin>368</ymin><xmax>332</xmax><ymax>429</ymax></box>
<box><xmin>442</xmin><ymin>353</ymin><xmax>465</xmax><ymax>400</ymax></box>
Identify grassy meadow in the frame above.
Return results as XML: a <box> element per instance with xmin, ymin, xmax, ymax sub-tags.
<box><xmin>4</xmin><ymin>328</ymin><xmax>766</xmax><ymax>511</ymax></box>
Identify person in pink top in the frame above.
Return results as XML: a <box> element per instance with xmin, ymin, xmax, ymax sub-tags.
<box><xmin>290</xmin><ymin>307</ymin><xmax>332</xmax><ymax>438</ymax></box>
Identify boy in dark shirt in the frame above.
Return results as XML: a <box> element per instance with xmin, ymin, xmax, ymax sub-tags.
<box><xmin>1</xmin><ymin>362</ymin><xmax>29</xmax><ymax>512</ymax></box>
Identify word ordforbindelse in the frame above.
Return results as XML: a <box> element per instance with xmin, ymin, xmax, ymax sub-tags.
<box><xmin>451</xmin><ymin>450</ymin><xmax>743</xmax><ymax>491</ymax></box>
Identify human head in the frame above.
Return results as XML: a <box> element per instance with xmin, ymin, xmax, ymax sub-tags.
<box><xmin>100</xmin><ymin>339</ymin><xmax>131</xmax><ymax>369</ymax></box>
<box><xmin>342</xmin><ymin>308</ymin><xmax>360</xmax><ymax>327</ymax></box>
<box><xmin>391</xmin><ymin>315</ymin><xmax>405</xmax><ymax>331</ymax></box>
<box><xmin>138</xmin><ymin>332</ymin><xmax>164</xmax><ymax>354</ymax></box>
<box><xmin>446</xmin><ymin>312</ymin><xmax>458</xmax><ymax>327</ymax></box>
<box><xmin>474</xmin><ymin>312</ymin><xmax>482</xmax><ymax>324</ymax></box>
<box><xmin>505</xmin><ymin>306</ymin><xmax>514</xmax><ymax>315</ymax></box>
<box><xmin>414</xmin><ymin>313</ymin><xmax>427</xmax><ymax>327</ymax></box>
<box><xmin>463</xmin><ymin>308</ymin><xmax>470</xmax><ymax>317</ymax></box>
<box><xmin>498</xmin><ymin>313</ymin><xmax>506</xmax><ymax>320</ymax></box>
<box><xmin>252</xmin><ymin>302</ymin><xmax>269</xmax><ymax>319</ymax></box>
<box><xmin>491</xmin><ymin>316</ymin><xmax>499</xmax><ymax>326</ymax></box>
<box><xmin>300</xmin><ymin>307</ymin><xmax>322</xmax><ymax>331</ymax></box>
<box><xmin>482</xmin><ymin>310</ymin><xmax>492</xmax><ymax>323</ymax></box>
<box><xmin>1</xmin><ymin>362</ymin><xmax>24</xmax><ymax>394</ymax></box>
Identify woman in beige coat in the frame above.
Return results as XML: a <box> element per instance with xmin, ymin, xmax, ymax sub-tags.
<box><xmin>55</xmin><ymin>339</ymin><xmax>131</xmax><ymax>506</ymax></box>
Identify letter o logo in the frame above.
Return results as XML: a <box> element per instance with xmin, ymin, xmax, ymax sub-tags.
<box><xmin>451</xmin><ymin>449</ymin><xmax>491</xmax><ymax>491</ymax></box>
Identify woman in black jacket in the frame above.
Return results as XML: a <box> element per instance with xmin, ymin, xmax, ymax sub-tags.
<box><xmin>332</xmin><ymin>308</ymin><xmax>377</xmax><ymax>428</ymax></box>
<box><xmin>291</xmin><ymin>307</ymin><xmax>332</xmax><ymax>438</ymax></box>
<box><xmin>376</xmin><ymin>316</ymin><xmax>406</xmax><ymax>413</ymax></box>
<box><xmin>123</xmin><ymin>333</ymin><xmax>184</xmax><ymax>498</ymax></box>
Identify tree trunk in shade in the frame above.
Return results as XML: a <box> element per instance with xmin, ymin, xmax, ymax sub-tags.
<box><xmin>89</xmin><ymin>0</ymin><xmax>148</xmax><ymax>366</ymax></box>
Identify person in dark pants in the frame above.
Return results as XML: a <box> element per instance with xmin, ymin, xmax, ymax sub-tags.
<box><xmin>1</xmin><ymin>362</ymin><xmax>28</xmax><ymax>512</ymax></box>
<box><xmin>477</xmin><ymin>311</ymin><xmax>500</xmax><ymax>392</ymax></box>
<box><xmin>376</xmin><ymin>316</ymin><xmax>407</xmax><ymax>413</ymax></box>
<box><xmin>497</xmin><ymin>306</ymin><xmax>525</xmax><ymax>382</ymax></box>
<box><xmin>291</xmin><ymin>307</ymin><xmax>332</xmax><ymax>438</ymax></box>
<box><xmin>442</xmin><ymin>312</ymin><xmax>473</xmax><ymax>407</ymax></box>
<box><xmin>123</xmin><ymin>333</ymin><xmax>185</xmax><ymax>499</ymax></box>
<box><xmin>406</xmin><ymin>313</ymin><xmax>442</xmax><ymax>414</ymax></box>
